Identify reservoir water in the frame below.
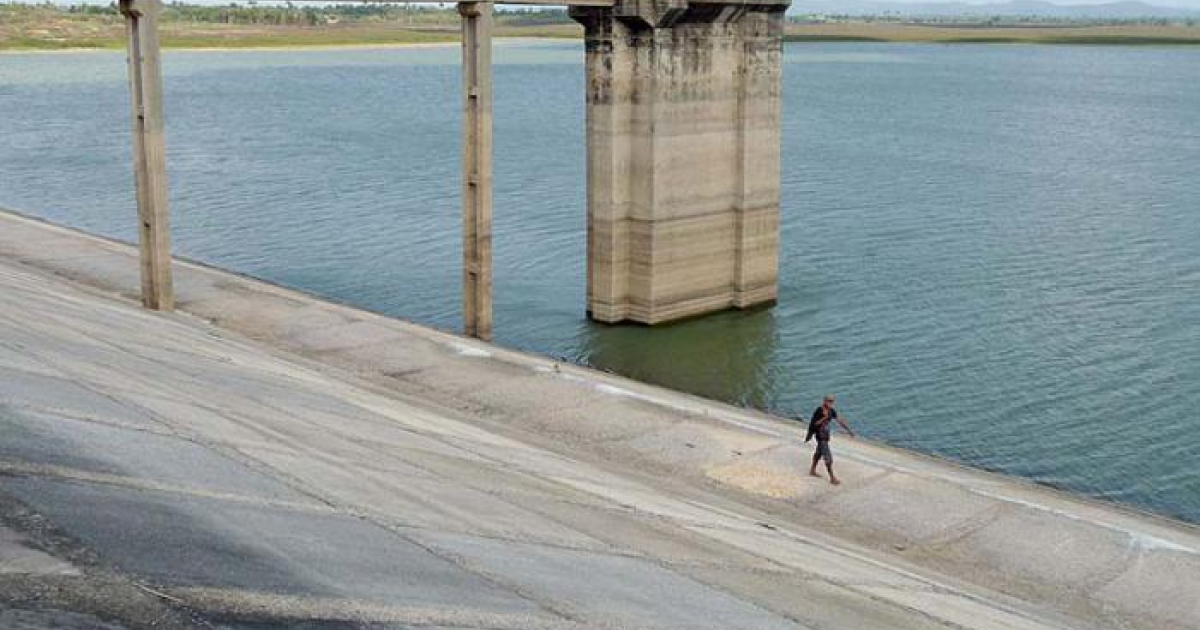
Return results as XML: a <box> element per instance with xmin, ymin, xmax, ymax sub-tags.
<box><xmin>1</xmin><ymin>41</ymin><xmax>1197</xmax><ymax>523</ymax></box>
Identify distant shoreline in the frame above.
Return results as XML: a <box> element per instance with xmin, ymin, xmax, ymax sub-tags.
<box><xmin>0</xmin><ymin>41</ymin><xmax>468</xmax><ymax>55</ymax></box>
<box><xmin>0</xmin><ymin>7</ymin><xmax>580</xmax><ymax>53</ymax></box>
<box><xmin>0</xmin><ymin>39</ymin><xmax>574</xmax><ymax>55</ymax></box>
<box><xmin>3</xmin><ymin>22</ymin><xmax>1199</xmax><ymax>52</ymax></box>
<box><xmin>785</xmin><ymin>22</ymin><xmax>1200</xmax><ymax>45</ymax></box>
<box><xmin>0</xmin><ymin>38</ymin><xmax>589</xmax><ymax>55</ymax></box>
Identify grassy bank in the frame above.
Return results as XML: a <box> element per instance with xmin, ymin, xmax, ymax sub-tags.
<box><xmin>3</xmin><ymin>27</ymin><xmax>460</xmax><ymax>52</ymax></box>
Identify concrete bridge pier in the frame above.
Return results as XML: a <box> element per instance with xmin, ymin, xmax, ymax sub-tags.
<box><xmin>572</xmin><ymin>0</ymin><xmax>787</xmax><ymax>325</ymax></box>
<box><xmin>108</xmin><ymin>0</ymin><xmax>787</xmax><ymax>336</ymax></box>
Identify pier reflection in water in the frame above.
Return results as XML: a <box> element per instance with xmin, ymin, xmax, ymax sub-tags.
<box><xmin>574</xmin><ymin>308</ymin><xmax>780</xmax><ymax>411</ymax></box>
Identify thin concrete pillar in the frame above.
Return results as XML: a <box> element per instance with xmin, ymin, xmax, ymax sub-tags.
<box><xmin>572</xmin><ymin>0</ymin><xmax>788</xmax><ymax>325</ymax></box>
<box><xmin>120</xmin><ymin>0</ymin><xmax>174</xmax><ymax>311</ymax></box>
<box><xmin>458</xmin><ymin>0</ymin><xmax>494</xmax><ymax>341</ymax></box>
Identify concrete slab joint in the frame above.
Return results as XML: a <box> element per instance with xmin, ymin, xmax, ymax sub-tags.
<box><xmin>572</xmin><ymin>0</ymin><xmax>786</xmax><ymax>325</ymax></box>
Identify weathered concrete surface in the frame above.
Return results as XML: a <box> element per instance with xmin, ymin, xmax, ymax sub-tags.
<box><xmin>460</xmin><ymin>0</ymin><xmax>495</xmax><ymax>341</ymax></box>
<box><xmin>572</xmin><ymin>0</ymin><xmax>784</xmax><ymax>324</ymax></box>
<box><xmin>1</xmin><ymin>208</ymin><xmax>1198</xmax><ymax>630</ymax></box>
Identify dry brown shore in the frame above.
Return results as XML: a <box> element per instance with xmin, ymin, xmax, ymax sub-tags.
<box><xmin>5</xmin><ymin>19</ymin><xmax>1200</xmax><ymax>51</ymax></box>
<box><xmin>786</xmin><ymin>22</ymin><xmax>1200</xmax><ymax>44</ymax></box>
<box><xmin>0</xmin><ymin>20</ymin><xmax>579</xmax><ymax>52</ymax></box>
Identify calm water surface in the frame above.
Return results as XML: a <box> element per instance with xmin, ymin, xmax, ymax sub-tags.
<box><xmin>2</xmin><ymin>42</ymin><xmax>1197</xmax><ymax>523</ymax></box>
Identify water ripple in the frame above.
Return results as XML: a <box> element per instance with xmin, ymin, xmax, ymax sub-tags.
<box><xmin>2</xmin><ymin>42</ymin><xmax>1197</xmax><ymax>524</ymax></box>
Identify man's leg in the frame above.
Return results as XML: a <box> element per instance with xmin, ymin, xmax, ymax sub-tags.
<box><xmin>809</xmin><ymin>449</ymin><xmax>822</xmax><ymax>477</ymax></box>
<box><xmin>824</xmin><ymin>444</ymin><xmax>840</xmax><ymax>485</ymax></box>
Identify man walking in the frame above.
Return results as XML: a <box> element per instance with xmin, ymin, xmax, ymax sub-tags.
<box><xmin>806</xmin><ymin>394</ymin><xmax>854</xmax><ymax>485</ymax></box>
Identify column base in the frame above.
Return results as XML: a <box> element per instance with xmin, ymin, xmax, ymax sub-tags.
<box><xmin>589</xmin><ymin>290</ymin><xmax>777</xmax><ymax>326</ymax></box>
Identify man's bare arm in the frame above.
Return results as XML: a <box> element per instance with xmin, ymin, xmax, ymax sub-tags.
<box><xmin>836</xmin><ymin>416</ymin><xmax>855</xmax><ymax>438</ymax></box>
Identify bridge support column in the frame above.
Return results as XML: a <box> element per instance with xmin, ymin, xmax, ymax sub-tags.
<box><xmin>572</xmin><ymin>0</ymin><xmax>786</xmax><ymax>324</ymax></box>
<box><xmin>120</xmin><ymin>0</ymin><xmax>174</xmax><ymax>311</ymax></box>
<box><xmin>459</xmin><ymin>0</ymin><xmax>494</xmax><ymax>341</ymax></box>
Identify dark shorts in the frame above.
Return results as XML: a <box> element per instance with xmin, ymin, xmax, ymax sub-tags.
<box><xmin>814</xmin><ymin>440</ymin><xmax>833</xmax><ymax>465</ymax></box>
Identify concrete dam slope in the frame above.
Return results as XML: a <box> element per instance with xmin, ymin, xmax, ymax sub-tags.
<box><xmin>0</xmin><ymin>209</ymin><xmax>1197</xmax><ymax>630</ymax></box>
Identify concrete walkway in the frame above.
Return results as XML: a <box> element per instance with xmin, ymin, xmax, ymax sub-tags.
<box><xmin>1</xmin><ymin>209</ymin><xmax>1197</xmax><ymax>630</ymax></box>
